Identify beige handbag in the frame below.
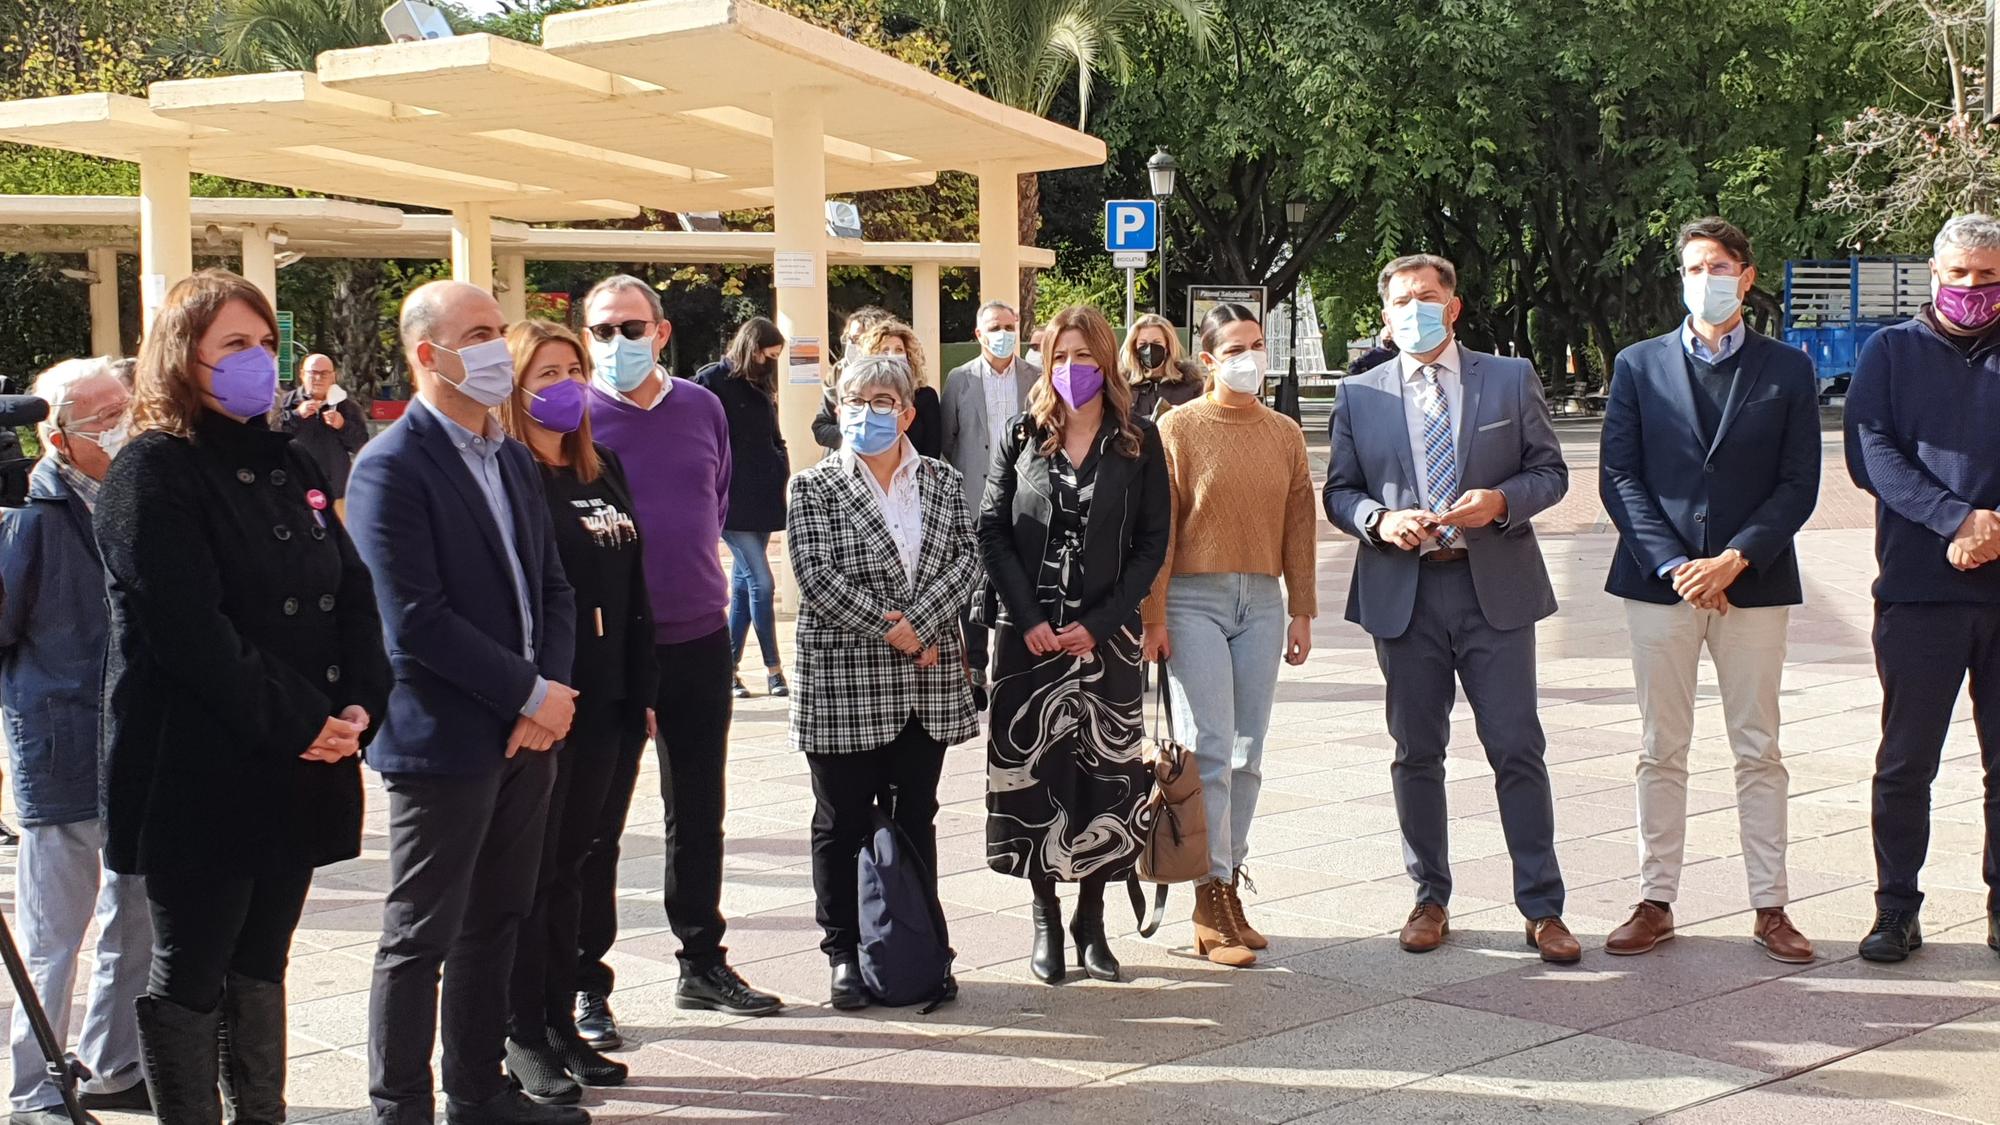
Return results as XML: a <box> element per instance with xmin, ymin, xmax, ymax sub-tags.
<box><xmin>1128</xmin><ymin>662</ymin><xmax>1208</xmax><ymax>936</ymax></box>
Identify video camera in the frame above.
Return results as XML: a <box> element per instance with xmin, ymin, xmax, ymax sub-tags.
<box><xmin>0</xmin><ymin>385</ymin><xmax>52</xmax><ymax>508</ymax></box>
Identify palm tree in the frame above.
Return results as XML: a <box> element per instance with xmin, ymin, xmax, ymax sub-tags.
<box><xmin>217</xmin><ymin>0</ymin><xmax>387</xmax><ymax>72</ymax></box>
<box><xmin>932</xmin><ymin>0</ymin><xmax>1214</xmax><ymax>326</ymax></box>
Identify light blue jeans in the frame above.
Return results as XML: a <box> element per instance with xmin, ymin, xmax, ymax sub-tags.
<box><xmin>723</xmin><ymin>529</ymin><xmax>780</xmax><ymax>672</ymax></box>
<box><xmin>1164</xmin><ymin>573</ymin><xmax>1287</xmax><ymax>883</ymax></box>
<box><xmin>9</xmin><ymin>819</ymin><xmax>151</xmax><ymax>1111</ymax></box>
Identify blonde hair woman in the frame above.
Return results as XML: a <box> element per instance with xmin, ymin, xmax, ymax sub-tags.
<box><xmin>1121</xmin><ymin>313</ymin><xmax>1204</xmax><ymax>418</ymax></box>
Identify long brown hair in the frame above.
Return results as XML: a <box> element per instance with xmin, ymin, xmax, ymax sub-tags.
<box><xmin>856</xmin><ymin>319</ymin><xmax>929</xmax><ymax>388</ymax></box>
<box><xmin>500</xmin><ymin>320</ymin><xmax>602</xmax><ymax>483</ymax></box>
<box><xmin>1028</xmin><ymin>304</ymin><xmax>1143</xmax><ymax>459</ymax></box>
<box><xmin>725</xmin><ymin>316</ymin><xmax>785</xmax><ymax>398</ymax></box>
<box><xmin>130</xmin><ymin>269</ymin><xmax>277</xmax><ymax>440</ymax></box>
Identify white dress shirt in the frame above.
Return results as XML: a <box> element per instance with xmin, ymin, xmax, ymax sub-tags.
<box><xmin>847</xmin><ymin>437</ymin><xmax>924</xmax><ymax>581</ymax></box>
<box><xmin>1396</xmin><ymin>343</ymin><xmax>1465</xmax><ymax>511</ymax></box>
<box><xmin>981</xmin><ymin>355</ymin><xmax>1019</xmax><ymax>450</ymax></box>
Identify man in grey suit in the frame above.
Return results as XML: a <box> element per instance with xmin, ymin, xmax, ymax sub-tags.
<box><xmin>1323</xmin><ymin>254</ymin><xmax>1579</xmax><ymax>963</ymax></box>
<box><xmin>940</xmin><ymin>299</ymin><xmax>1038</xmax><ymax>692</ymax></box>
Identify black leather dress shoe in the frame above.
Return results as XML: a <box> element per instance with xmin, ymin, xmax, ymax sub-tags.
<box><xmin>829</xmin><ymin>961</ymin><xmax>870</xmax><ymax>1010</ymax></box>
<box><xmin>676</xmin><ymin>962</ymin><xmax>783</xmax><ymax>1016</ymax></box>
<box><xmin>1859</xmin><ymin>908</ymin><xmax>1923</xmax><ymax>963</ymax></box>
<box><xmin>573</xmin><ymin>992</ymin><xmax>622</xmax><ymax>1052</ymax></box>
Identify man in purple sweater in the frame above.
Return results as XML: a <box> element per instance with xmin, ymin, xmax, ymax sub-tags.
<box><xmin>572</xmin><ymin>275</ymin><xmax>780</xmax><ymax>1040</ymax></box>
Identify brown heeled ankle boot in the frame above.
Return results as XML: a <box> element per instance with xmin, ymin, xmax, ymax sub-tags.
<box><xmin>1226</xmin><ymin>868</ymin><xmax>1268</xmax><ymax>951</ymax></box>
<box><xmin>1191</xmin><ymin>880</ymin><xmax>1258</xmax><ymax>967</ymax></box>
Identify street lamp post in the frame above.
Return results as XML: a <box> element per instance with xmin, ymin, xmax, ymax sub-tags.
<box><xmin>1147</xmin><ymin>148</ymin><xmax>1178</xmax><ymax>319</ymax></box>
<box><xmin>1278</xmin><ymin>200</ymin><xmax>1308</xmax><ymax>423</ymax></box>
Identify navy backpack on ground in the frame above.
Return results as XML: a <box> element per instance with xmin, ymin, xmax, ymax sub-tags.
<box><xmin>857</xmin><ymin>805</ymin><xmax>956</xmax><ymax>1012</ymax></box>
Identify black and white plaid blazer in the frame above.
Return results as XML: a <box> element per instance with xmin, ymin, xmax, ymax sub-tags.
<box><xmin>786</xmin><ymin>448</ymin><xmax>980</xmax><ymax>755</ymax></box>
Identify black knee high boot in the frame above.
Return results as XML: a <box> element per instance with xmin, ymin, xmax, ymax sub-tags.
<box><xmin>135</xmin><ymin>995</ymin><xmax>223</xmax><ymax>1125</ymax></box>
<box><xmin>1070</xmin><ymin>877</ymin><xmax>1121</xmax><ymax>982</ymax></box>
<box><xmin>218</xmin><ymin>973</ymin><xmax>286</xmax><ymax>1125</ymax></box>
<box><xmin>1029</xmin><ymin>877</ymin><xmax>1066</xmax><ymax>984</ymax></box>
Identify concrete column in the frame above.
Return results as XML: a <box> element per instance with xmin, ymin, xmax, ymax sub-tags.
<box><xmin>498</xmin><ymin>254</ymin><xmax>527</xmax><ymax>321</ymax></box>
<box><xmin>977</xmin><ymin>163</ymin><xmax>1021</xmax><ymax>310</ymax></box>
<box><xmin>239</xmin><ymin>224</ymin><xmax>277</xmax><ymax>305</ymax></box>
<box><xmin>770</xmin><ymin>86</ymin><xmax>831</xmax><ymax>614</ymax></box>
<box><xmin>86</xmin><ymin>247</ymin><xmax>121</xmax><ymax>357</ymax></box>
<box><xmin>912</xmin><ymin>261</ymin><xmax>942</xmax><ymax>395</ymax></box>
<box><xmin>137</xmin><ymin>147</ymin><xmax>192</xmax><ymax>333</ymax></box>
<box><xmin>451</xmin><ymin>204</ymin><xmax>494</xmax><ymax>292</ymax></box>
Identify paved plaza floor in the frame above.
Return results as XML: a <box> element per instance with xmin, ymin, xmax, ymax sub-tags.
<box><xmin>5</xmin><ymin>420</ymin><xmax>1998</xmax><ymax>1123</ymax></box>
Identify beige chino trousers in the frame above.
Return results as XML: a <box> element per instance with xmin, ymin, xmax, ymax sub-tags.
<box><xmin>1625</xmin><ymin>599</ymin><xmax>1792</xmax><ymax>908</ymax></box>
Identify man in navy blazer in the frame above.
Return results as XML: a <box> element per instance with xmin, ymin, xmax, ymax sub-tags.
<box><xmin>1324</xmin><ymin>254</ymin><xmax>1577</xmax><ymax>962</ymax></box>
<box><xmin>1599</xmin><ymin>218</ymin><xmax>1821</xmax><ymax>965</ymax></box>
<box><xmin>347</xmin><ymin>281</ymin><xmax>583</xmax><ymax>1125</ymax></box>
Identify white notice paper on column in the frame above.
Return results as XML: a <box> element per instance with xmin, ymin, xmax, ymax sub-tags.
<box><xmin>774</xmin><ymin>251</ymin><xmax>816</xmax><ymax>289</ymax></box>
<box><xmin>142</xmin><ymin>273</ymin><xmax>168</xmax><ymax>308</ymax></box>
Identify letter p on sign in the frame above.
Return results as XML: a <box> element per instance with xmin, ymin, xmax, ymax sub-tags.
<box><xmin>1104</xmin><ymin>200</ymin><xmax>1159</xmax><ymax>253</ymax></box>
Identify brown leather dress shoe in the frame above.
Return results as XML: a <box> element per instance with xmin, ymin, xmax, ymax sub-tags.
<box><xmin>1527</xmin><ymin>916</ymin><xmax>1582</xmax><ymax>963</ymax></box>
<box><xmin>1399</xmin><ymin>902</ymin><xmax>1449</xmax><ymax>953</ymax></box>
<box><xmin>1605</xmin><ymin>902</ymin><xmax>1674</xmax><ymax>956</ymax></box>
<box><xmin>1754</xmin><ymin>908</ymin><xmax>1815</xmax><ymax>963</ymax></box>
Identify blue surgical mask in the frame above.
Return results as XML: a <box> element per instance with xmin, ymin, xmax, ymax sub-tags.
<box><xmin>1389</xmin><ymin>300</ymin><xmax>1451</xmax><ymax>354</ymax></box>
<box><xmin>590</xmin><ymin>334</ymin><xmax>657</xmax><ymax>393</ymax></box>
<box><xmin>1683</xmin><ymin>272</ymin><xmax>1743</xmax><ymax>326</ymax></box>
<box><xmin>985</xmin><ymin>329</ymin><xmax>1018</xmax><ymax>359</ymax></box>
<box><xmin>840</xmin><ymin>402</ymin><xmax>902</xmax><ymax>456</ymax></box>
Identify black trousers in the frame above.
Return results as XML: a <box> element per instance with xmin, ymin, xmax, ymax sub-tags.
<box><xmin>1871</xmin><ymin>601</ymin><xmax>2000</xmax><ymax>912</ymax></box>
<box><xmin>146</xmin><ymin>868</ymin><xmax>314</xmax><ymax>1011</ymax></box>
<box><xmin>805</xmin><ymin>713</ymin><xmax>948</xmax><ymax>961</ymax></box>
<box><xmin>573</xmin><ymin>726</ymin><xmax>648</xmax><ymax>998</ymax></box>
<box><xmin>510</xmin><ymin>699</ymin><xmax>649</xmax><ymax>1036</ymax></box>
<box><xmin>653</xmin><ymin>627</ymin><xmax>734</xmax><ymax>970</ymax></box>
<box><xmin>368</xmin><ymin>752</ymin><xmax>554</xmax><ymax>1125</ymax></box>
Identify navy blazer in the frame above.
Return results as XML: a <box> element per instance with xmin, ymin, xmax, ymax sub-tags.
<box><xmin>346</xmin><ymin>399</ymin><xmax>576</xmax><ymax>776</ymax></box>
<box><xmin>1323</xmin><ymin>347</ymin><xmax>1569</xmax><ymax>639</ymax></box>
<box><xmin>1600</xmin><ymin>328</ymin><xmax>1821</xmax><ymax>607</ymax></box>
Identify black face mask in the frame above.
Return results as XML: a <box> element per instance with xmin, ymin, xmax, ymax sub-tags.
<box><xmin>1136</xmin><ymin>342</ymin><xmax>1169</xmax><ymax>372</ymax></box>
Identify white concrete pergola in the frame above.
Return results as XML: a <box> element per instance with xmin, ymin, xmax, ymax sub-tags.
<box><xmin>0</xmin><ymin>0</ymin><xmax>1103</xmax><ymax>464</ymax></box>
<box><xmin>0</xmin><ymin>195</ymin><xmax>1055</xmax><ymax>380</ymax></box>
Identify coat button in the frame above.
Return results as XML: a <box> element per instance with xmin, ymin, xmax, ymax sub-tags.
<box><xmin>325</xmin><ymin>665</ymin><xmax>341</xmax><ymax>684</ymax></box>
<box><xmin>236</xmin><ymin>469</ymin><xmax>256</xmax><ymax>484</ymax></box>
<box><xmin>271</xmin><ymin>469</ymin><xmax>288</xmax><ymax>486</ymax></box>
<box><xmin>318</xmin><ymin>594</ymin><xmax>336</xmax><ymax>612</ymax></box>
<box><xmin>273</xmin><ymin>525</ymin><xmax>292</xmax><ymax>541</ymax></box>
<box><xmin>283</xmin><ymin>597</ymin><xmax>299</xmax><ymax>616</ymax></box>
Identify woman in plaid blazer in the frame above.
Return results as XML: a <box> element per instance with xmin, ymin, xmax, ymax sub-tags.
<box><xmin>786</xmin><ymin>354</ymin><xmax>980</xmax><ymax>1010</ymax></box>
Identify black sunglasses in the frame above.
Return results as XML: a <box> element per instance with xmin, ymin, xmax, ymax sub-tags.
<box><xmin>586</xmin><ymin>320</ymin><xmax>655</xmax><ymax>342</ymax></box>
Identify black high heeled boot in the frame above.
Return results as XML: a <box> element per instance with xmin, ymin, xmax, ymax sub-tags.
<box><xmin>1070</xmin><ymin>878</ymin><xmax>1121</xmax><ymax>982</ymax></box>
<box><xmin>1029</xmin><ymin>879</ymin><xmax>1066</xmax><ymax>984</ymax></box>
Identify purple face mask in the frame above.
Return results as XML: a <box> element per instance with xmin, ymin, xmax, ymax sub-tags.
<box><xmin>1052</xmin><ymin>362</ymin><xmax>1104</xmax><ymax>409</ymax></box>
<box><xmin>1934</xmin><ymin>279</ymin><xmax>2000</xmax><ymax>332</ymax></box>
<box><xmin>205</xmin><ymin>347</ymin><xmax>277</xmax><ymax>419</ymax></box>
<box><xmin>522</xmin><ymin>378</ymin><xmax>587</xmax><ymax>434</ymax></box>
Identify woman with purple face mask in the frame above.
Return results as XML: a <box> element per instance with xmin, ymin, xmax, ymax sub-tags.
<box><xmin>979</xmin><ymin>305</ymin><xmax>1171</xmax><ymax>985</ymax></box>
<box><xmin>495</xmin><ymin>320</ymin><xmax>657</xmax><ymax>1099</ymax></box>
<box><xmin>93</xmin><ymin>270</ymin><xmax>391</xmax><ymax>1124</ymax></box>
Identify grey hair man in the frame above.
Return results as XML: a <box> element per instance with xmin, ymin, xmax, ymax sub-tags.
<box><xmin>940</xmin><ymin>300</ymin><xmax>1039</xmax><ymax>693</ymax></box>
<box><xmin>1846</xmin><ymin>212</ymin><xmax>2000</xmax><ymax>963</ymax></box>
<box><xmin>1</xmin><ymin>357</ymin><xmax>152</xmax><ymax>1124</ymax></box>
<box><xmin>1323</xmin><ymin>252</ymin><xmax>1577</xmax><ymax>963</ymax></box>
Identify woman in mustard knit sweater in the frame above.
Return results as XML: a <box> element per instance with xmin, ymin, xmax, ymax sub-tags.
<box><xmin>1141</xmin><ymin>302</ymin><xmax>1318</xmax><ymax>968</ymax></box>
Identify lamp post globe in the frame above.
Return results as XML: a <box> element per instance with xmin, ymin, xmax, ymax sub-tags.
<box><xmin>1148</xmin><ymin>148</ymin><xmax>1177</xmax><ymax>317</ymax></box>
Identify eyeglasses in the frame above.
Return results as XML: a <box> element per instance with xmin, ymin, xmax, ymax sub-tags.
<box><xmin>841</xmin><ymin>394</ymin><xmax>904</xmax><ymax>415</ymax></box>
<box><xmin>586</xmin><ymin>320</ymin><xmax>655</xmax><ymax>342</ymax></box>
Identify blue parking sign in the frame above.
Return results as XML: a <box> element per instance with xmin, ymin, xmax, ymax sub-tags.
<box><xmin>1104</xmin><ymin>200</ymin><xmax>1159</xmax><ymax>253</ymax></box>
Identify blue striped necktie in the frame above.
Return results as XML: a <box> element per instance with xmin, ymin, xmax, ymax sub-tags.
<box><xmin>1416</xmin><ymin>364</ymin><xmax>1461</xmax><ymax>547</ymax></box>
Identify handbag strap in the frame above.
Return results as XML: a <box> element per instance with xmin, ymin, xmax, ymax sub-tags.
<box><xmin>1127</xmin><ymin>875</ymin><xmax>1171</xmax><ymax>938</ymax></box>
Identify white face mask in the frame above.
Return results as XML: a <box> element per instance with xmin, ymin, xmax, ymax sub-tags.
<box><xmin>1213</xmin><ymin>349</ymin><xmax>1269</xmax><ymax>394</ymax></box>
